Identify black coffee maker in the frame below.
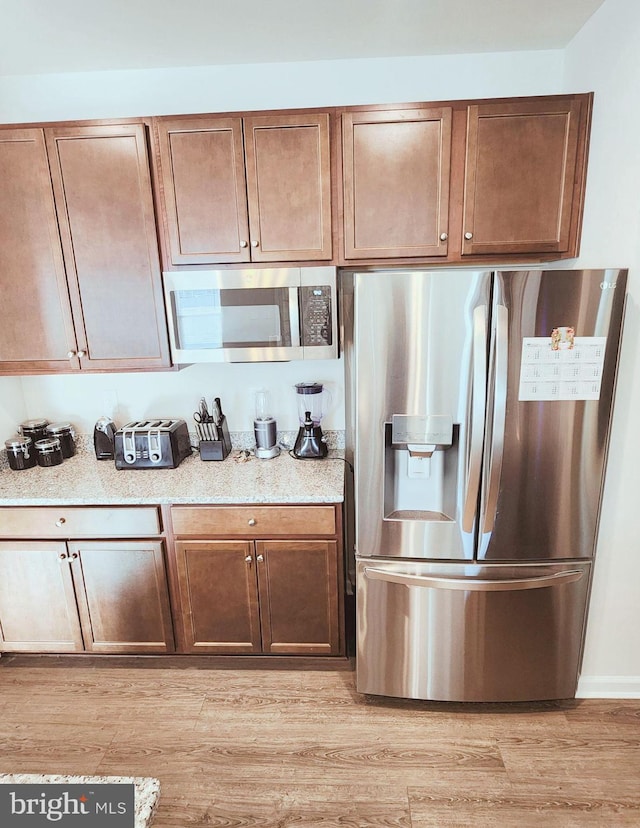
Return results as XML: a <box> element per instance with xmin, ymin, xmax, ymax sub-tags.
<box><xmin>293</xmin><ymin>382</ymin><xmax>329</xmax><ymax>459</ymax></box>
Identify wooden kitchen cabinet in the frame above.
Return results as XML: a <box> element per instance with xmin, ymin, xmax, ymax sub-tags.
<box><xmin>0</xmin><ymin>129</ymin><xmax>79</xmax><ymax>373</ymax></box>
<box><xmin>0</xmin><ymin>123</ymin><xmax>170</xmax><ymax>374</ymax></box>
<box><xmin>0</xmin><ymin>541</ymin><xmax>85</xmax><ymax>653</ymax></box>
<box><xmin>0</xmin><ymin>508</ymin><xmax>174</xmax><ymax>654</ymax></box>
<box><xmin>340</xmin><ymin>93</ymin><xmax>591</xmax><ymax>263</ymax></box>
<box><xmin>342</xmin><ymin>107</ymin><xmax>452</xmax><ymax>259</ymax></box>
<box><xmin>461</xmin><ymin>96</ymin><xmax>589</xmax><ymax>257</ymax></box>
<box><xmin>170</xmin><ymin>505</ymin><xmax>344</xmax><ymax>656</ymax></box>
<box><xmin>155</xmin><ymin>112</ymin><xmax>332</xmax><ymax>265</ymax></box>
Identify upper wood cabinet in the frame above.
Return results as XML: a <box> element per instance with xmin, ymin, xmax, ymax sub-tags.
<box><xmin>342</xmin><ymin>108</ymin><xmax>452</xmax><ymax>259</ymax></box>
<box><xmin>155</xmin><ymin>112</ymin><xmax>333</xmax><ymax>265</ymax></box>
<box><xmin>461</xmin><ymin>97</ymin><xmax>587</xmax><ymax>257</ymax></box>
<box><xmin>0</xmin><ymin>123</ymin><xmax>170</xmax><ymax>374</ymax></box>
<box><xmin>340</xmin><ymin>93</ymin><xmax>591</xmax><ymax>264</ymax></box>
<box><xmin>0</xmin><ymin>129</ymin><xmax>79</xmax><ymax>373</ymax></box>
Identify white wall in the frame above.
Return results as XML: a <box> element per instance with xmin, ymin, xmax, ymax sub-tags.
<box><xmin>564</xmin><ymin>0</ymin><xmax>640</xmax><ymax>697</ymax></box>
<box><xmin>0</xmin><ymin>377</ymin><xmax>27</xmax><ymax>438</ymax></box>
<box><xmin>2</xmin><ymin>37</ymin><xmax>638</xmax><ymax>693</ymax></box>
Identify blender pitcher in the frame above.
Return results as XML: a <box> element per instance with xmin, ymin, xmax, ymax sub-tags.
<box><xmin>293</xmin><ymin>382</ymin><xmax>330</xmax><ymax>458</ymax></box>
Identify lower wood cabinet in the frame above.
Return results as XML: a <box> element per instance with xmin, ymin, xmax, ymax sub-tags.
<box><xmin>170</xmin><ymin>504</ymin><xmax>344</xmax><ymax>657</ymax></box>
<box><xmin>174</xmin><ymin>539</ymin><xmax>341</xmax><ymax>655</ymax></box>
<box><xmin>0</xmin><ymin>540</ymin><xmax>174</xmax><ymax>654</ymax></box>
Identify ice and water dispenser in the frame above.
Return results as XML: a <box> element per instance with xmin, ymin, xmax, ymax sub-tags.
<box><xmin>383</xmin><ymin>414</ymin><xmax>458</xmax><ymax>521</ymax></box>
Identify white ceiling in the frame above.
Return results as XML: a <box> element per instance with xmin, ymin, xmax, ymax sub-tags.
<box><xmin>0</xmin><ymin>0</ymin><xmax>604</xmax><ymax>77</ymax></box>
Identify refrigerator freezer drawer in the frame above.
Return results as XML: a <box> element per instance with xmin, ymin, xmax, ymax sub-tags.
<box><xmin>356</xmin><ymin>559</ymin><xmax>591</xmax><ymax>702</ymax></box>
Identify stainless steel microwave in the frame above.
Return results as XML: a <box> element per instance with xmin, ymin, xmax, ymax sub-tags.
<box><xmin>163</xmin><ymin>267</ymin><xmax>338</xmax><ymax>363</ymax></box>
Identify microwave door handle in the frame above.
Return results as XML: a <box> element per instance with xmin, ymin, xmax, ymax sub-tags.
<box><xmin>482</xmin><ymin>302</ymin><xmax>508</xmax><ymax>534</ymax></box>
<box><xmin>462</xmin><ymin>304</ymin><xmax>488</xmax><ymax>532</ymax></box>
<box><xmin>289</xmin><ymin>287</ymin><xmax>301</xmax><ymax>347</ymax></box>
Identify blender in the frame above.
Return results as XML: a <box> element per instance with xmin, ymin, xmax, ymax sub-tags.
<box><xmin>293</xmin><ymin>382</ymin><xmax>330</xmax><ymax>459</ymax></box>
<box><xmin>254</xmin><ymin>390</ymin><xmax>280</xmax><ymax>459</ymax></box>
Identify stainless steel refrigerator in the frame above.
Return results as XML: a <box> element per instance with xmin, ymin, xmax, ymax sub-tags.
<box><xmin>342</xmin><ymin>268</ymin><xmax>627</xmax><ymax>702</ymax></box>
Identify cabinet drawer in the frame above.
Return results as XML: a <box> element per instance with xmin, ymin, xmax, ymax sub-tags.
<box><xmin>171</xmin><ymin>505</ymin><xmax>336</xmax><ymax>537</ymax></box>
<box><xmin>0</xmin><ymin>507</ymin><xmax>161</xmax><ymax>538</ymax></box>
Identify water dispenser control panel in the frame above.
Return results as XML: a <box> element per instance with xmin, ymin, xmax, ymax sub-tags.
<box><xmin>391</xmin><ymin>415</ymin><xmax>453</xmax><ymax>447</ymax></box>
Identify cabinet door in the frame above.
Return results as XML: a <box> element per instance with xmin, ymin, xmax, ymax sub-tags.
<box><xmin>174</xmin><ymin>540</ymin><xmax>261</xmax><ymax>653</ymax></box>
<box><xmin>256</xmin><ymin>541</ymin><xmax>341</xmax><ymax>655</ymax></box>
<box><xmin>155</xmin><ymin>117</ymin><xmax>251</xmax><ymax>264</ymax></box>
<box><xmin>68</xmin><ymin>541</ymin><xmax>174</xmax><ymax>654</ymax></box>
<box><xmin>342</xmin><ymin>108</ymin><xmax>452</xmax><ymax>259</ymax></box>
<box><xmin>0</xmin><ymin>542</ymin><xmax>84</xmax><ymax>653</ymax></box>
<box><xmin>462</xmin><ymin>97</ymin><xmax>585</xmax><ymax>256</ymax></box>
<box><xmin>244</xmin><ymin>113</ymin><xmax>333</xmax><ymax>262</ymax></box>
<box><xmin>45</xmin><ymin>124</ymin><xmax>170</xmax><ymax>370</ymax></box>
<box><xmin>0</xmin><ymin>129</ymin><xmax>80</xmax><ymax>373</ymax></box>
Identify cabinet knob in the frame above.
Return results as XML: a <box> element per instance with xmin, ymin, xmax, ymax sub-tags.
<box><xmin>68</xmin><ymin>552</ymin><xmax>78</xmax><ymax>561</ymax></box>
<box><xmin>77</xmin><ymin>350</ymin><xmax>86</xmax><ymax>359</ymax></box>
<box><xmin>464</xmin><ymin>232</ymin><xmax>473</xmax><ymax>240</ymax></box>
<box><xmin>440</xmin><ymin>232</ymin><xmax>448</xmax><ymax>241</ymax></box>
<box><xmin>245</xmin><ymin>555</ymin><xmax>253</xmax><ymax>563</ymax></box>
<box><xmin>240</xmin><ymin>240</ymin><xmax>248</xmax><ymax>248</ymax></box>
<box><xmin>58</xmin><ymin>552</ymin><xmax>68</xmax><ymax>562</ymax></box>
<box><xmin>248</xmin><ymin>518</ymin><xmax>257</xmax><ymax>526</ymax></box>
<box><xmin>55</xmin><ymin>517</ymin><xmax>66</xmax><ymax>527</ymax></box>
<box><xmin>256</xmin><ymin>554</ymin><xmax>264</xmax><ymax>563</ymax></box>
<box><xmin>67</xmin><ymin>351</ymin><xmax>76</xmax><ymax>359</ymax></box>
<box><xmin>251</xmin><ymin>240</ymin><xmax>259</xmax><ymax>248</ymax></box>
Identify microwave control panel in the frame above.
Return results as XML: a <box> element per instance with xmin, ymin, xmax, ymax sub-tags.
<box><xmin>300</xmin><ymin>285</ymin><xmax>333</xmax><ymax>346</ymax></box>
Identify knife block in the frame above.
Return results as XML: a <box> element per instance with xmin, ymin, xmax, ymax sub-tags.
<box><xmin>198</xmin><ymin>416</ymin><xmax>232</xmax><ymax>461</ymax></box>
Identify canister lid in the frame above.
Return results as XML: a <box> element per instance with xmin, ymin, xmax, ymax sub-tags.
<box><xmin>35</xmin><ymin>437</ymin><xmax>61</xmax><ymax>452</ymax></box>
<box><xmin>5</xmin><ymin>433</ymin><xmax>32</xmax><ymax>449</ymax></box>
<box><xmin>46</xmin><ymin>422</ymin><xmax>72</xmax><ymax>434</ymax></box>
<box><xmin>20</xmin><ymin>418</ymin><xmax>49</xmax><ymax>430</ymax></box>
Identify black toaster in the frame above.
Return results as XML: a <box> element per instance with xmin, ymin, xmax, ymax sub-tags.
<box><xmin>114</xmin><ymin>419</ymin><xmax>192</xmax><ymax>469</ymax></box>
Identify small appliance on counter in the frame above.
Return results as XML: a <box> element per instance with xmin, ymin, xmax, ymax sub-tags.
<box><xmin>292</xmin><ymin>382</ymin><xmax>330</xmax><ymax>459</ymax></box>
<box><xmin>94</xmin><ymin>417</ymin><xmax>117</xmax><ymax>460</ymax></box>
<box><xmin>114</xmin><ymin>419</ymin><xmax>192</xmax><ymax>469</ymax></box>
<box><xmin>253</xmin><ymin>390</ymin><xmax>280</xmax><ymax>460</ymax></box>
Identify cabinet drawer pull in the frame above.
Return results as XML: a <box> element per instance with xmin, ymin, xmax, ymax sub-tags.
<box><xmin>55</xmin><ymin>518</ymin><xmax>66</xmax><ymax>527</ymax></box>
<box><xmin>245</xmin><ymin>555</ymin><xmax>253</xmax><ymax>563</ymax></box>
<box><xmin>68</xmin><ymin>552</ymin><xmax>78</xmax><ymax>561</ymax></box>
<box><xmin>240</xmin><ymin>240</ymin><xmax>248</xmax><ymax>248</ymax></box>
<box><xmin>248</xmin><ymin>518</ymin><xmax>257</xmax><ymax>527</ymax></box>
<box><xmin>256</xmin><ymin>554</ymin><xmax>264</xmax><ymax>563</ymax></box>
<box><xmin>66</xmin><ymin>351</ymin><xmax>76</xmax><ymax>359</ymax></box>
<box><xmin>464</xmin><ymin>231</ymin><xmax>473</xmax><ymax>240</ymax></box>
<box><xmin>440</xmin><ymin>232</ymin><xmax>448</xmax><ymax>241</ymax></box>
<box><xmin>251</xmin><ymin>240</ymin><xmax>259</xmax><ymax>248</ymax></box>
<box><xmin>77</xmin><ymin>350</ymin><xmax>87</xmax><ymax>359</ymax></box>
<box><xmin>58</xmin><ymin>552</ymin><xmax>68</xmax><ymax>562</ymax></box>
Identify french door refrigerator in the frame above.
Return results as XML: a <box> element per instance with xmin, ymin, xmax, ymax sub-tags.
<box><xmin>342</xmin><ymin>268</ymin><xmax>627</xmax><ymax>702</ymax></box>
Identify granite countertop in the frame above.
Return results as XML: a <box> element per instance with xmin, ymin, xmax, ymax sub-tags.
<box><xmin>0</xmin><ymin>446</ymin><xmax>346</xmax><ymax>506</ymax></box>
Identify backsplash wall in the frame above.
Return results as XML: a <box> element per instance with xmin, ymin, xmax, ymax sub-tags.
<box><xmin>16</xmin><ymin>358</ymin><xmax>346</xmax><ymax>437</ymax></box>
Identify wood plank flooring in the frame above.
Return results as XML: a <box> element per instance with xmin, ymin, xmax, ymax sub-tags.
<box><xmin>0</xmin><ymin>658</ymin><xmax>639</xmax><ymax>826</ymax></box>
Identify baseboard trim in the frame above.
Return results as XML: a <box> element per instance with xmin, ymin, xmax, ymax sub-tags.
<box><xmin>577</xmin><ymin>675</ymin><xmax>640</xmax><ymax>698</ymax></box>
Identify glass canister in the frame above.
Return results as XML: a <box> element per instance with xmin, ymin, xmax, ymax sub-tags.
<box><xmin>19</xmin><ymin>418</ymin><xmax>50</xmax><ymax>444</ymax></box>
<box><xmin>4</xmin><ymin>434</ymin><xmax>37</xmax><ymax>471</ymax></box>
<box><xmin>46</xmin><ymin>422</ymin><xmax>76</xmax><ymax>458</ymax></box>
<box><xmin>34</xmin><ymin>437</ymin><xmax>64</xmax><ymax>467</ymax></box>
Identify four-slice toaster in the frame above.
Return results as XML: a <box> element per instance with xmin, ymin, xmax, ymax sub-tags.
<box><xmin>114</xmin><ymin>419</ymin><xmax>192</xmax><ymax>469</ymax></box>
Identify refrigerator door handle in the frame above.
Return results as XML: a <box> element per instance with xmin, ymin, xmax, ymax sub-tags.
<box><xmin>462</xmin><ymin>304</ymin><xmax>488</xmax><ymax>532</ymax></box>
<box><xmin>482</xmin><ymin>302</ymin><xmax>508</xmax><ymax>533</ymax></box>
<box><xmin>363</xmin><ymin>567</ymin><xmax>585</xmax><ymax>591</ymax></box>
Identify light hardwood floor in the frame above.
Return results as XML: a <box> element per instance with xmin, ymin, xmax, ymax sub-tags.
<box><xmin>0</xmin><ymin>658</ymin><xmax>639</xmax><ymax>826</ymax></box>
